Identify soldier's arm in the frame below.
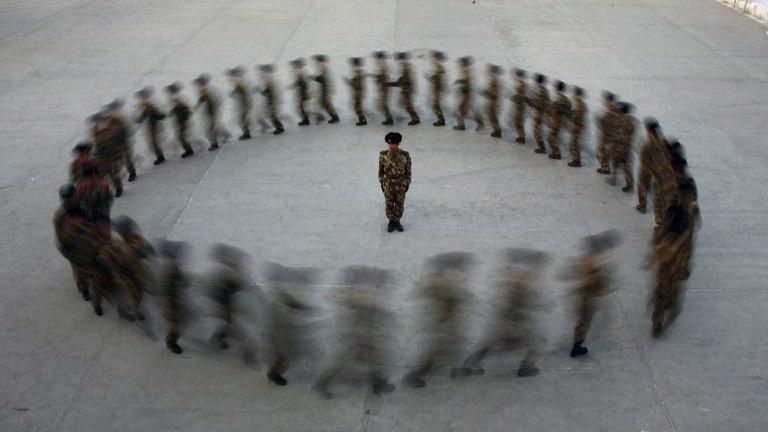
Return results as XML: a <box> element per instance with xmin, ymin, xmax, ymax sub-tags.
<box><xmin>378</xmin><ymin>154</ymin><xmax>386</xmax><ymax>186</ymax></box>
<box><xmin>404</xmin><ymin>153</ymin><xmax>412</xmax><ymax>190</ymax></box>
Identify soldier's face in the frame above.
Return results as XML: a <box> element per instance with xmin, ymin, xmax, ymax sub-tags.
<box><xmin>388</xmin><ymin>143</ymin><xmax>399</xmax><ymax>152</ymax></box>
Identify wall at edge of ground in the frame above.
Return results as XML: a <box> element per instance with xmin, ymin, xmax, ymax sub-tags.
<box><xmin>717</xmin><ymin>0</ymin><xmax>768</xmax><ymax>24</ymax></box>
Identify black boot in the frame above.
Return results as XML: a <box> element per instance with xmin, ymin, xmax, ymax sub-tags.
<box><xmin>490</xmin><ymin>130</ymin><xmax>502</xmax><ymax>139</ymax></box>
<box><xmin>328</xmin><ymin>114</ymin><xmax>340</xmax><ymax>124</ymax></box>
<box><xmin>371</xmin><ymin>379</ymin><xmax>395</xmax><ymax>395</ymax></box>
<box><xmin>635</xmin><ymin>204</ymin><xmax>646</xmax><ymax>214</ymax></box>
<box><xmin>570</xmin><ymin>342</ymin><xmax>588</xmax><ymax>358</ymax></box>
<box><xmin>166</xmin><ymin>341</ymin><xmax>183</xmax><ymax>354</ymax></box>
<box><xmin>516</xmin><ymin>361</ymin><xmax>539</xmax><ymax>377</ymax></box>
<box><xmin>382</xmin><ymin>117</ymin><xmax>394</xmax><ymax>125</ymax></box>
<box><xmin>386</xmin><ymin>220</ymin><xmax>396</xmax><ymax>232</ymax></box>
<box><xmin>181</xmin><ymin>149</ymin><xmax>193</xmax><ymax>158</ymax></box>
<box><xmin>298</xmin><ymin>117</ymin><xmax>310</xmax><ymax>126</ymax></box>
<box><xmin>93</xmin><ymin>305</ymin><xmax>104</xmax><ymax>316</ymax></box>
<box><xmin>239</xmin><ymin>131</ymin><xmax>251</xmax><ymax>140</ymax></box>
<box><xmin>395</xmin><ymin>220</ymin><xmax>404</xmax><ymax>232</ymax></box>
<box><xmin>534</xmin><ymin>145</ymin><xmax>546</xmax><ymax>154</ymax></box>
<box><xmin>114</xmin><ymin>187</ymin><xmax>123</xmax><ymax>198</ymax></box>
<box><xmin>127</xmin><ymin>172</ymin><xmax>136</xmax><ymax>182</ymax></box>
<box><xmin>515</xmin><ymin>136</ymin><xmax>526</xmax><ymax>144</ymax></box>
<box><xmin>273</xmin><ymin>123</ymin><xmax>285</xmax><ymax>135</ymax></box>
<box><xmin>268</xmin><ymin>372</ymin><xmax>288</xmax><ymax>386</ymax></box>
<box><xmin>567</xmin><ymin>160</ymin><xmax>581</xmax><ymax>167</ymax></box>
<box><xmin>408</xmin><ymin>117</ymin><xmax>420</xmax><ymax>126</ymax></box>
<box><xmin>433</xmin><ymin>118</ymin><xmax>446</xmax><ymax>127</ymax></box>
<box><xmin>208</xmin><ymin>143</ymin><xmax>219</xmax><ymax>151</ymax></box>
<box><xmin>153</xmin><ymin>156</ymin><xmax>166</xmax><ymax>165</ymax></box>
<box><xmin>402</xmin><ymin>374</ymin><xmax>426</xmax><ymax>389</ymax></box>
<box><xmin>453</xmin><ymin>123</ymin><xmax>466</xmax><ymax>131</ymax></box>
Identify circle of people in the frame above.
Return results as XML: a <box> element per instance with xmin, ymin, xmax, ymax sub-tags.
<box><xmin>54</xmin><ymin>50</ymin><xmax>701</xmax><ymax>399</ymax></box>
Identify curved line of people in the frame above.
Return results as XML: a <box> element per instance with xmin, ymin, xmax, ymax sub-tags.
<box><xmin>55</xmin><ymin>50</ymin><xmax>701</xmax><ymax>398</ymax></box>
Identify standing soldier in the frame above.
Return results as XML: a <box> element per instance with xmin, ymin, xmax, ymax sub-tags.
<box><xmin>402</xmin><ymin>252</ymin><xmax>475</xmax><ymax>389</ymax></box>
<box><xmin>546</xmin><ymin>80</ymin><xmax>572</xmax><ymax>159</ymax></box>
<box><xmin>528</xmin><ymin>73</ymin><xmax>550</xmax><ymax>154</ymax></box>
<box><xmin>426</xmin><ymin>50</ymin><xmax>447</xmax><ymax>126</ymax></box>
<box><xmin>456</xmin><ymin>248</ymin><xmax>548</xmax><ymax>378</ymax></box>
<box><xmin>567</xmin><ymin>86</ymin><xmax>587</xmax><ymax>167</ymax></box>
<box><xmin>69</xmin><ymin>142</ymin><xmax>92</xmax><ymax>182</ymax></box>
<box><xmin>289</xmin><ymin>58</ymin><xmax>311</xmax><ymax>126</ymax></box>
<box><xmin>511</xmin><ymin>68</ymin><xmax>529</xmax><ymax>144</ymax></box>
<box><xmin>256</xmin><ymin>64</ymin><xmax>285</xmax><ymax>135</ymax></box>
<box><xmin>157</xmin><ymin>240</ymin><xmax>190</xmax><ymax>354</ymax></box>
<box><xmin>54</xmin><ymin>184</ymin><xmax>92</xmax><ymax>302</ymax></box>
<box><xmin>378</xmin><ymin>132</ymin><xmax>412</xmax><ymax>233</ymax></box>
<box><xmin>164</xmin><ymin>82</ymin><xmax>194</xmax><ymax>158</ymax></box>
<box><xmin>207</xmin><ymin>244</ymin><xmax>252</xmax><ymax>360</ymax></box>
<box><xmin>371</xmin><ymin>51</ymin><xmax>394</xmax><ymax>125</ymax></box>
<box><xmin>453</xmin><ymin>56</ymin><xmax>483</xmax><ymax>131</ymax></box>
<box><xmin>389</xmin><ymin>52</ymin><xmax>420</xmax><ymax>125</ymax></box>
<box><xmin>482</xmin><ymin>64</ymin><xmax>503</xmax><ymax>138</ymax></box>
<box><xmin>595</xmin><ymin>91</ymin><xmax>618</xmax><ymax>174</ymax></box>
<box><xmin>135</xmin><ymin>87</ymin><xmax>167</xmax><ymax>166</ymax></box>
<box><xmin>563</xmin><ymin>230</ymin><xmax>620</xmax><ymax>358</ymax></box>
<box><xmin>311</xmin><ymin>54</ymin><xmax>340</xmax><ymax>124</ymax></box>
<box><xmin>226</xmin><ymin>66</ymin><xmax>253</xmax><ymax>140</ymax></box>
<box><xmin>608</xmin><ymin>102</ymin><xmax>637</xmax><ymax>192</ymax></box>
<box><xmin>344</xmin><ymin>57</ymin><xmax>367</xmax><ymax>126</ymax></box>
<box><xmin>193</xmin><ymin>74</ymin><xmax>229</xmax><ymax>151</ymax></box>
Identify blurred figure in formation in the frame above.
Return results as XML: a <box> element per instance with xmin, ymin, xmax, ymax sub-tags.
<box><xmin>510</xmin><ymin>68</ymin><xmax>529</xmax><ymax>144</ymax></box>
<box><xmin>371</xmin><ymin>51</ymin><xmax>393</xmax><ymax>125</ymax></box>
<box><xmin>546</xmin><ymin>80</ymin><xmax>572</xmax><ymax>159</ymax></box>
<box><xmin>607</xmin><ymin>102</ymin><xmax>637</xmax><ymax>192</ymax></box>
<box><xmin>134</xmin><ymin>86</ymin><xmax>167</xmax><ymax>165</ymax></box>
<box><xmin>481</xmin><ymin>64</ymin><xmax>503</xmax><ymax>138</ymax></box>
<box><xmin>256</xmin><ymin>64</ymin><xmax>285</xmax><ymax>135</ymax></box>
<box><xmin>226</xmin><ymin>66</ymin><xmax>253</xmax><ymax>140</ymax></box>
<box><xmin>529</xmin><ymin>73</ymin><xmax>550</xmax><ymax>154</ymax></box>
<box><xmin>402</xmin><ymin>252</ymin><xmax>475</xmax><ymax>388</ymax></box>
<box><xmin>206</xmin><ymin>244</ymin><xmax>253</xmax><ymax>361</ymax></box>
<box><xmin>567</xmin><ymin>86</ymin><xmax>587</xmax><ymax>167</ymax></box>
<box><xmin>667</xmin><ymin>140</ymin><xmax>700</xmax><ymax>281</ymax></box>
<box><xmin>344</xmin><ymin>57</ymin><xmax>367</xmax><ymax>126</ymax></box>
<box><xmin>164</xmin><ymin>83</ymin><xmax>194</xmax><ymax>158</ymax></box>
<box><xmin>92</xmin><ymin>100</ymin><xmax>134</xmax><ymax>197</ymax></box>
<box><xmin>595</xmin><ymin>91</ymin><xmax>619</xmax><ymax>174</ymax></box>
<box><xmin>426</xmin><ymin>50</ymin><xmax>447</xmax><ymax>126</ymax></box>
<box><xmin>313</xmin><ymin>265</ymin><xmax>396</xmax><ymax>399</ymax></box>
<box><xmin>378</xmin><ymin>132</ymin><xmax>412</xmax><ymax>232</ymax></box>
<box><xmin>157</xmin><ymin>240</ymin><xmax>191</xmax><ymax>354</ymax></box>
<box><xmin>453</xmin><ymin>56</ymin><xmax>483</xmax><ymax>131</ymax></box>
<box><xmin>263</xmin><ymin>263</ymin><xmax>319</xmax><ymax>386</ymax></box>
<box><xmin>457</xmin><ymin>248</ymin><xmax>547</xmax><ymax>378</ymax></box>
<box><xmin>193</xmin><ymin>74</ymin><xmax>230</xmax><ymax>151</ymax></box>
<box><xmin>97</xmin><ymin>216</ymin><xmax>154</xmax><ymax>322</ymax></box>
<box><xmin>73</xmin><ymin>159</ymin><xmax>113</xmax><ymax>232</ymax></box>
<box><xmin>635</xmin><ymin>118</ymin><xmax>674</xmax><ymax>228</ymax></box>
<box><xmin>563</xmin><ymin>230</ymin><xmax>621</xmax><ymax>358</ymax></box>
<box><xmin>311</xmin><ymin>55</ymin><xmax>340</xmax><ymax>124</ymax></box>
<box><xmin>69</xmin><ymin>142</ymin><xmax>92</xmax><ymax>182</ymax></box>
<box><xmin>389</xmin><ymin>52</ymin><xmax>420</xmax><ymax>125</ymax></box>
<box><xmin>289</xmin><ymin>58</ymin><xmax>311</xmax><ymax>126</ymax></box>
<box><xmin>53</xmin><ymin>184</ymin><xmax>98</xmax><ymax>302</ymax></box>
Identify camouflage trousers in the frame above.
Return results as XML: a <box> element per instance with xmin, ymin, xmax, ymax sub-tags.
<box><xmin>463</xmin><ymin>332</ymin><xmax>537</xmax><ymax>370</ymax></box>
<box><xmin>175</xmin><ymin>122</ymin><xmax>193</xmax><ymax>153</ymax></box>
<box><xmin>636</xmin><ymin>165</ymin><xmax>652</xmax><ymax>209</ymax></box>
<box><xmin>103</xmin><ymin>151</ymin><xmax>135</xmax><ymax>192</ymax></box>
<box><xmin>573</xmin><ymin>297</ymin><xmax>597</xmax><ymax>344</ymax></box>
<box><xmin>513</xmin><ymin>104</ymin><xmax>526</xmax><ymax>140</ymax></box>
<box><xmin>377</xmin><ymin>88</ymin><xmax>392</xmax><ymax>121</ymax></box>
<box><xmin>569</xmin><ymin>124</ymin><xmax>584</xmax><ymax>162</ymax></box>
<box><xmin>431</xmin><ymin>93</ymin><xmax>444</xmax><ymax>121</ymax></box>
<box><xmin>238</xmin><ymin>108</ymin><xmax>251</xmax><ymax>135</ymax></box>
<box><xmin>400</xmin><ymin>93</ymin><xmax>418</xmax><ymax>120</ymax></box>
<box><xmin>319</xmin><ymin>94</ymin><xmax>338</xmax><ymax>118</ymax></box>
<box><xmin>265</xmin><ymin>103</ymin><xmax>283</xmax><ymax>130</ymax></box>
<box><xmin>296</xmin><ymin>97</ymin><xmax>309</xmax><ymax>122</ymax></box>
<box><xmin>205</xmin><ymin>115</ymin><xmax>230</xmax><ymax>145</ymax></box>
<box><xmin>353</xmin><ymin>94</ymin><xmax>364</xmax><ymax>118</ymax></box>
<box><xmin>547</xmin><ymin>120</ymin><xmax>564</xmax><ymax>158</ymax></box>
<box><xmin>651</xmin><ymin>265</ymin><xmax>684</xmax><ymax>329</ymax></box>
<box><xmin>610</xmin><ymin>151</ymin><xmax>634</xmax><ymax>188</ymax></box>
<box><xmin>455</xmin><ymin>95</ymin><xmax>481</xmax><ymax>127</ymax></box>
<box><xmin>596</xmin><ymin>138</ymin><xmax>610</xmax><ymax>171</ymax></box>
<box><xmin>383</xmin><ymin>184</ymin><xmax>407</xmax><ymax>220</ymax></box>
<box><xmin>532</xmin><ymin>112</ymin><xmax>546</xmax><ymax>149</ymax></box>
<box><xmin>146</xmin><ymin>125</ymin><xmax>164</xmax><ymax>159</ymax></box>
<box><xmin>485</xmin><ymin>104</ymin><xmax>500</xmax><ymax>134</ymax></box>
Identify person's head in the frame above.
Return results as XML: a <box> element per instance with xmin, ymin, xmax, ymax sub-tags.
<box><xmin>312</xmin><ymin>54</ymin><xmax>328</xmax><ymax>68</ymax></box>
<box><xmin>193</xmin><ymin>74</ymin><xmax>210</xmax><ymax>90</ymax></box>
<box><xmin>513</xmin><ymin>68</ymin><xmax>526</xmax><ymax>81</ymax></box>
<box><xmin>290</xmin><ymin>58</ymin><xmax>305</xmax><ymax>71</ymax></box>
<box><xmin>226</xmin><ymin>66</ymin><xmax>245</xmax><ymax>83</ymax></box>
<box><xmin>349</xmin><ymin>57</ymin><xmax>363</xmax><ymax>68</ymax></box>
<box><xmin>105</xmin><ymin>99</ymin><xmax>123</xmax><ymax>116</ymax></box>
<box><xmin>257</xmin><ymin>63</ymin><xmax>274</xmax><ymax>77</ymax></box>
<box><xmin>554</xmin><ymin>80</ymin><xmax>566</xmax><ymax>93</ymax></box>
<box><xmin>617</xmin><ymin>101</ymin><xmax>634</xmax><ymax>115</ymax></box>
<box><xmin>644</xmin><ymin>117</ymin><xmax>661</xmax><ymax>136</ymax></box>
<box><xmin>574</xmin><ymin>86</ymin><xmax>584</xmax><ymax>97</ymax></box>
<box><xmin>488</xmin><ymin>64</ymin><xmax>502</xmax><ymax>76</ymax></box>
<box><xmin>602</xmin><ymin>91</ymin><xmax>616</xmax><ymax>108</ymax></box>
<box><xmin>385</xmin><ymin>132</ymin><xmax>402</xmax><ymax>151</ymax></box>
<box><xmin>372</xmin><ymin>51</ymin><xmax>387</xmax><ymax>64</ymax></box>
<box><xmin>533</xmin><ymin>73</ymin><xmax>546</xmax><ymax>85</ymax></box>
<box><xmin>165</xmin><ymin>82</ymin><xmax>182</xmax><ymax>97</ymax></box>
<box><xmin>459</xmin><ymin>56</ymin><xmax>473</xmax><ymax>68</ymax></box>
<box><xmin>135</xmin><ymin>86</ymin><xmax>153</xmax><ymax>100</ymax></box>
<box><xmin>72</xmin><ymin>142</ymin><xmax>92</xmax><ymax>157</ymax></box>
<box><xmin>395</xmin><ymin>52</ymin><xmax>410</xmax><ymax>63</ymax></box>
<box><xmin>431</xmin><ymin>50</ymin><xmax>446</xmax><ymax>63</ymax></box>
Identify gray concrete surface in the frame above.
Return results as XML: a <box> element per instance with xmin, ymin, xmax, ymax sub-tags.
<box><xmin>1</xmin><ymin>0</ymin><xmax>768</xmax><ymax>431</ymax></box>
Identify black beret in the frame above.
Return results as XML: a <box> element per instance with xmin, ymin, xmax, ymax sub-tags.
<box><xmin>513</xmin><ymin>68</ymin><xmax>526</xmax><ymax>78</ymax></box>
<box><xmin>395</xmin><ymin>52</ymin><xmax>410</xmax><ymax>60</ymax></box>
<box><xmin>312</xmin><ymin>54</ymin><xmax>328</xmax><ymax>62</ymax></box>
<box><xmin>459</xmin><ymin>56</ymin><xmax>473</xmax><ymax>66</ymax></box>
<box><xmin>258</xmin><ymin>64</ymin><xmax>274</xmax><ymax>72</ymax></box>
<box><xmin>87</xmin><ymin>111</ymin><xmax>104</xmax><ymax>122</ymax></box>
<box><xmin>555</xmin><ymin>80</ymin><xmax>566</xmax><ymax>91</ymax></box>
<box><xmin>431</xmin><ymin>50</ymin><xmax>446</xmax><ymax>61</ymax></box>
<box><xmin>193</xmin><ymin>74</ymin><xmax>210</xmax><ymax>85</ymax></box>
<box><xmin>488</xmin><ymin>64</ymin><xmax>502</xmax><ymax>74</ymax></box>
<box><xmin>72</xmin><ymin>142</ymin><xmax>92</xmax><ymax>155</ymax></box>
<box><xmin>226</xmin><ymin>66</ymin><xmax>245</xmax><ymax>77</ymax></box>
<box><xmin>159</xmin><ymin>240</ymin><xmax>187</xmax><ymax>258</ymax></box>
<box><xmin>106</xmin><ymin>99</ymin><xmax>123</xmax><ymax>110</ymax></box>
<box><xmin>372</xmin><ymin>51</ymin><xmax>387</xmax><ymax>59</ymax></box>
<box><xmin>385</xmin><ymin>132</ymin><xmax>402</xmax><ymax>144</ymax></box>
<box><xmin>349</xmin><ymin>57</ymin><xmax>363</xmax><ymax>66</ymax></box>
<box><xmin>135</xmin><ymin>87</ymin><xmax>153</xmax><ymax>98</ymax></box>
<box><xmin>574</xmin><ymin>86</ymin><xmax>585</xmax><ymax>96</ymax></box>
<box><xmin>644</xmin><ymin>117</ymin><xmax>660</xmax><ymax>132</ymax></box>
<box><xmin>602</xmin><ymin>91</ymin><xmax>616</xmax><ymax>102</ymax></box>
<box><xmin>290</xmin><ymin>58</ymin><xmax>305</xmax><ymax>68</ymax></box>
<box><xmin>618</xmin><ymin>102</ymin><xmax>634</xmax><ymax>114</ymax></box>
<box><xmin>533</xmin><ymin>73</ymin><xmax>546</xmax><ymax>84</ymax></box>
<box><xmin>59</xmin><ymin>183</ymin><xmax>75</xmax><ymax>199</ymax></box>
<box><xmin>165</xmin><ymin>82</ymin><xmax>182</xmax><ymax>93</ymax></box>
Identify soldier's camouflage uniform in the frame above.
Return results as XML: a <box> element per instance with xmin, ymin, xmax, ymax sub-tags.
<box><xmin>596</xmin><ymin>107</ymin><xmax>620</xmax><ymax>173</ymax></box>
<box><xmin>136</xmin><ymin>101</ymin><xmax>166</xmax><ymax>161</ymax></box>
<box><xmin>347</xmin><ymin>68</ymin><xmax>365</xmax><ymax>120</ymax></box>
<box><xmin>609</xmin><ymin>113</ymin><xmax>637</xmax><ymax>189</ymax></box>
<box><xmin>454</xmin><ymin>68</ymin><xmax>482</xmax><ymax>129</ymax></box>
<box><xmin>378</xmin><ymin>148</ymin><xmax>412</xmax><ymax>221</ymax></box>
<box><xmin>529</xmin><ymin>83</ymin><xmax>550</xmax><ymax>151</ymax></box>
<box><xmin>231</xmin><ymin>82</ymin><xmax>252</xmax><ymax>137</ymax></box>
<box><xmin>313</xmin><ymin>69</ymin><xmax>338</xmax><ymax>120</ymax></box>
<box><xmin>482</xmin><ymin>75</ymin><xmax>502</xmax><ymax>137</ymax></box>
<box><xmin>292</xmin><ymin>70</ymin><xmax>310</xmax><ymax>124</ymax></box>
<box><xmin>259</xmin><ymin>76</ymin><xmax>284</xmax><ymax>133</ymax></box>
<box><xmin>428</xmin><ymin>62</ymin><xmax>446</xmax><ymax>124</ymax></box>
<box><xmin>159</xmin><ymin>253</ymin><xmax>189</xmax><ymax>349</ymax></box>
<box><xmin>566</xmin><ymin>251</ymin><xmax>614</xmax><ymax>349</ymax></box>
<box><xmin>96</xmin><ymin>115</ymin><xmax>136</xmax><ymax>193</ymax></box>
<box><xmin>97</xmin><ymin>238</ymin><xmax>149</xmax><ymax>320</ymax></box>
<box><xmin>390</xmin><ymin>62</ymin><xmax>419</xmax><ymax>123</ymax></box>
<box><xmin>512</xmin><ymin>79</ymin><xmax>528</xmax><ymax>142</ymax></box>
<box><xmin>546</xmin><ymin>91</ymin><xmax>572</xmax><ymax>158</ymax></box>
<box><xmin>197</xmin><ymin>89</ymin><xmax>227</xmax><ymax>146</ymax></box>
<box><xmin>568</xmin><ymin>94</ymin><xmax>587</xmax><ymax>163</ymax></box>
<box><xmin>372</xmin><ymin>61</ymin><xmax>393</xmax><ymax>124</ymax></box>
<box><xmin>169</xmin><ymin>97</ymin><xmax>194</xmax><ymax>154</ymax></box>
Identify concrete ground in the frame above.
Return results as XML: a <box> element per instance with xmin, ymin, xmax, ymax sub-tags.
<box><xmin>1</xmin><ymin>0</ymin><xmax>767</xmax><ymax>431</ymax></box>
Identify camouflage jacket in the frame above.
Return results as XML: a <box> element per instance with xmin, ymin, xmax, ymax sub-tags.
<box><xmin>429</xmin><ymin>64</ymin><xmax>445</xmax><ymax>93</ymax></box>
<box><xmin>231</xmin><ymin>83</ymin><xmax>252</xmax><ymax>110</ymax></box>
<box><xmin>512</xmin><ymin>81</ymin><xmax>528</xmax><ymax>107</ymax></box>
<box><xmin>379</xmin><ymin>149</ymin><xmax>412</xmax><ymax>188</ymax></box>
<box><xmin>548</xmin><ymin>93</ymin><xmax>572</xmax><ymax>126</ymax></box>
<box><xmin>197</xmin><ymin>90</ymin><xmax>218</xmax><ymax>117</ymax></box>
<box><xmin>530</xmin><ymin>84</ymin><xmax>550</xmax><ymax>115</ymax></box>
<box><xmin>136</xmin><ymin>102</ymin><xmax>166</xmax><ymax>128</ymax></box>
<box><xmin>571</xmin><ymin>96</ymin><xmax>587</xmax><ymax>129</ymax></box>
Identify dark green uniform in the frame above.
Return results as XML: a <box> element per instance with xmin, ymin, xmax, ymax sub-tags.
<box><xmin>378</xmin><ymin>149</ymin><xmax>412</xmax><ymax>221</ymax></box>
<box><xmin>568</xmin><ymin>94</ymin><xmax>587</xmax><ymax>164</ymax></box>
<box><xmin>547</xmin><ymin>91</ymin><xmax>572</xmax><ymax>159</ymax></box>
